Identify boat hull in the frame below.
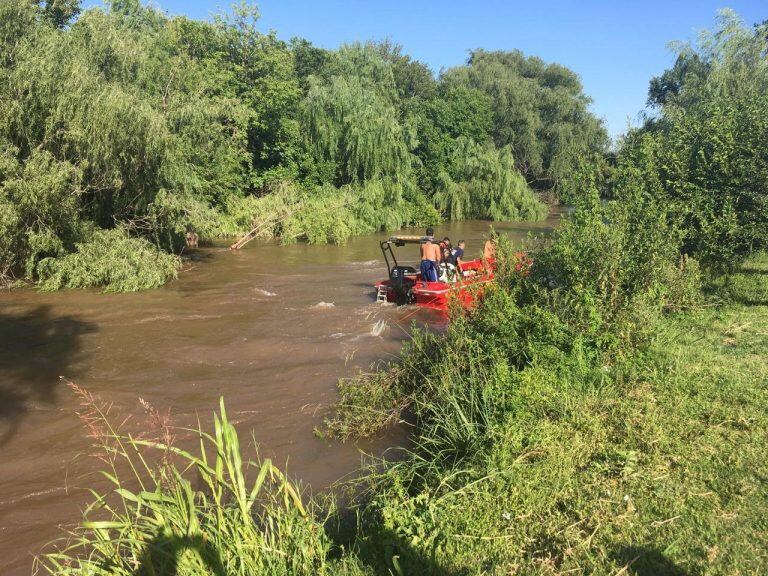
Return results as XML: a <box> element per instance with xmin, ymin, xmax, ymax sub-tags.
<box><xmin>375</xmin><ymin>258</ymin><xmax>494</xmax><ymax>312</ymax></box>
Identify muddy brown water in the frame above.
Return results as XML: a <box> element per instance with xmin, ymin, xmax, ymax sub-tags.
<box><xmin>0</xmin><ymin>214</ymin><xmax>560</xmax><ymax>574</ymax></box>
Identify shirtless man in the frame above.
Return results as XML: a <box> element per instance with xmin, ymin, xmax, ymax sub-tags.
<box><xmin>420</xmin><ymin>227</ymin><xmax>441</xmax><ymax>283</ymax></box>
<box><xmin>186</xmin><ymin>227</ymin><xmax>199</xmax><ymax>248</ymax></box>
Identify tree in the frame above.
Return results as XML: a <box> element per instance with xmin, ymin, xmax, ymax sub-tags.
<box><xmin>619</xmin><ymin>10</ymin><xmax>768</xmax><ymax>270</ymax></box>
<box><xmin>303</xmin><ymin>44</ymin><xmax>413</xmax><ymax>187</ymax></box>
<box><xmin>42</xmin><ymin>0</ymin><xmax>80</xmax><ymax>27</ymax></box>
<box><xmin>304</xmin><ymin>75</ymin><xmax>412</xmax><ymax>187</ymax></box>
<box><xmin>647</xmin><ymin>53</ymin><xmax>710</xmax><ymax>107</ymax></box>
<box><xmin>433</xmin><ymin>137</ymin><xmax>545</xmax><ymax>221</ymax></box>
<box><xmin>441</xmin><ymin>49</ymin><xmax>608</xmax><ymax>193</ymax></box>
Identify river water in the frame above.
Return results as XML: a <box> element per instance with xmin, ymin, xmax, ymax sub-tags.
<box><xmin>0</xmin><ymin>213</ymin><xmax>560</xmax><ymax>574</ymax></box>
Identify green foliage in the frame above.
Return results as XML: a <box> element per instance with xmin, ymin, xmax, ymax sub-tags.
<box><xmin>142</xmin><ymin>189</ymin><xmax>226</xmax><ymax>251</ymax></box>
<box><xmin>441</xmin><ymin>49</ymin><xmax>609</xmax><ymax>192</ymax></box>
<box><xmin>221</xmin><ymin>180</ymin><xmax>439</xmax><ymax>245</ymax></box>
<box><xmin>409</xmin><ymin>83</ymin><xmax>494</xmax><ymax>191</ymax></box>
<box><xmin>0</xmin><ymin>0</ymin><xmax>606</xmax><ymax>291</ymax></box>
<box><xmin>304</xmin><ymin>48</ymin><xmax>412</xmax><ymax>186</ymax></box>
<box><xmin>620</xmin><ymin>10</ymin><xmax>768</xmax><ymax>271</ymax></box>
<box><xmin>433</xmin><ymin>137</ymin><xmax>547</xmax><ymax>221</ymax></box>
<box><xmin>526</xmin><ymin>194</ymin><xmax>692</xmax><ymax>353</ymax></box>
<box><xmin>373</xmin><ymin>39</ymin><xmax>437</xmax><ymax>100</ymax></box>
<box><xmin>0</xmin><ymin>149</ymin><xmax>84</xmax><ymax>279</ymax></box>
<box><xmin>351</xmin><ymin>294</ymin><xmax>768</xmax><ymax>574</ymax></box>
<box><xmin>328</xmin><ymin>176</ymin><xmax>703</xmax><ymax>439</ymax></box>
<box><xmin>36</xmin><ymin>395</ymin><xmax>367</xmax><ymax>575</ymax></box>
<box><xmin>36</xmin><ymin>228</ymin><xmax>180</xmax><ymax>292</ymax></box>
<box><xmin>41</xmin><ymin>0</ymin><xmax>80</xmax><ymax>28</ymax></box>
<box><xmin>647</xmin><ymin>52</ymin><xmax>710</xmax><ymax>108</ymax></box>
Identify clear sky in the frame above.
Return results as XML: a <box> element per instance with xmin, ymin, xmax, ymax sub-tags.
<box><xmin>87</xmin><ymin>1</ymin><xmax>766</xmax><ymax>140</ymax></box>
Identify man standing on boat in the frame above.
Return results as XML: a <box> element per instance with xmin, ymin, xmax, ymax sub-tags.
<box><xmin>420</xmin><ymin>227</ymin><xmax>441</xmax><ymax>282</ymax></box>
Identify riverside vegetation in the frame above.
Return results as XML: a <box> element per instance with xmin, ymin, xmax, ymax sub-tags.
<box><xmin>0</xmin><ymin>0</ymin><xmax>608</xmax><ymax>291</ymax></box>
<box><xmin>35</xmin><ymin>8</ymin><xmax>768</xmax><ymax>576</ymax></box>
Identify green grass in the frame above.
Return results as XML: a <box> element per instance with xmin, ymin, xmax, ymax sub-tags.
<box><xmin>336</xmin><ymin>255</ymin><xmax>768</xmax><ymax>575</ymax></box>
<box><xmin>359</xmin><ymin>307</ymin><xmax>767</xmax><ymax>574</ymax></box>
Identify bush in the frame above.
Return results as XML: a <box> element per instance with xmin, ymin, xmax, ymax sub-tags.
<box><xmin>0</xmin><ymin>149</ymin><xmax>84</xmax><ymax>283</ymax></box>
<box><xmin>522</xmin><ymin>188</ymin><xmax>698</xmax><ymax>355</ymax></box>
<box><xmin>36</xmin><ymin>228</ymin><xmax>181</xmax><ymax>292</ymax></box>
<box><xmin>220</xmin><ymin>179</ymin><xmax>439</xmax><ymax>246</ymax></box>
<box><xmin>140</xmin><ymin>189</ymin><xmax>230</xmax><ymax>251</ymax></box>
<box><xmin>328</xmin><ymin>185</ymin><xmax>701</xmax><ymax>441</ymax></box>
<box><xmin>617</xmin><ymin>12</ymin><xmax>768</xmax><ymax>271</ymax></box>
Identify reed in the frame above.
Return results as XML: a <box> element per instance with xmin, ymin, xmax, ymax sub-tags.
<box><xmin>35</xmin><ymin>389</ymin><xmax>363</xmax><ymax>576</ymax></box>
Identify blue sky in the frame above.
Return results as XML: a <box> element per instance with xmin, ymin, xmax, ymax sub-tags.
<box><xmin>87</xmin><ymin>1</ymin><xmax>766</xmax><ymax>140</ymax></box>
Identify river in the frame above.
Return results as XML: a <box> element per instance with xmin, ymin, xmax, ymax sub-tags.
<box><xmin>0</xmin><ymin>213</ymin><xmax>560</xmax><ymax>574</ymax></box>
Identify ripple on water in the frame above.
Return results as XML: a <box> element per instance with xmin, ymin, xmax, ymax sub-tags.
<box><xmin>370</xmin><ymin>319</ymin><xmax>388</xmax><ymax>337</ymax></box>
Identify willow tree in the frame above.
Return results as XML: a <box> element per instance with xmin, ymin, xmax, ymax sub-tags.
<box><xmin>0</xmin><ymin>0</ymin><xmax>256</xmax><ymax>285</ymax></box>
<box><xmin>434</xmin><ymin>137</ymin><xmax>546</xmax><ymax>221</ymax></box>
<box><xmin>304</xmin><ymin>75</ymin><xmax>413</xmax><ymax>188</ymax></box>
<box><xmin>619</xmin><ymin>10</ymin><xmax>768</xmax><ymax>270</ymax></box>
<box><xmin>441</xmin><ymin>50</ymin><xmax>608</xmax><ymax>194</ymax></box>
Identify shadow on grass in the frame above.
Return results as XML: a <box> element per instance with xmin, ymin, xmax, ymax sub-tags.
<box><xmin>328</xmin><ymin>509</ymin><xmax>466</xmax><ymax>576</ymax></box>
<box><xmin>703</xmin><ymin>273</ymin><xmax>768</xmax><ymax>307</ymax></box>
<box><xmin>0</xmin><ymin>305</ymin><xmax>96</xmax><ymax>445</ymax></box>
<box><xmin>132</xmin><ymin>533</ymin><xmax>226</xmax><ymax>576</ymax></box>
<box><xmin>612</xmin><ymin>546</ymin><xmax>689</xmax><ymax>576</ymax></box>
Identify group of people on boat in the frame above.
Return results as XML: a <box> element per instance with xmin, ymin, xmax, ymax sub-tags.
<box><xmin>419</xmin><ymin>227</ymin><xmax>496</xmax><ymax>283</ymax></box>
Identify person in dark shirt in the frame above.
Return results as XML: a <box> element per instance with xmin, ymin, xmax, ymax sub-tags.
<box><xmin>449</xmin><ymin>240</ymin><xmax>466</xmax><ymax>272</ymax></box>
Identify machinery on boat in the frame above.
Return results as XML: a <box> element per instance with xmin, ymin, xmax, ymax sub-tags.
<box><xmin>375</xmin><ymin>235</ymin><xmax>495</xmax><ymax>311</ymax></box>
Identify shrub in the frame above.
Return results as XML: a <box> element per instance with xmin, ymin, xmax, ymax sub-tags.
<box><xmin>328</xmin><ymin>187</ymin><xmax>699</xmax><ymax>440</ymax></box>
<box><xmin>524</xmin><ymin>189</ymin><xmax>693</xmax><ymax>356</ymax></box>
<box><xmin>0</xmin><ymin>149</ymin><xmax>84</xmax><ymax>283</ymax></box>
<box><xmin>617</xmin><ymin>11</ymin><xmax>768</xmax><ymax>271</ymax></box>
<box><xmin>221</xmin><ymin>180</ymin><xmax>439</xmax><ymax>246</ymax></box>
<box><xmin>140</xmin><ymin>189</ymin><xmax>231</xmax><ymax>250</ymax></box>
<box><xmin>36</xmin><ymin>228</ymin><xmax>181</xmax><ymax>292</ymax></box>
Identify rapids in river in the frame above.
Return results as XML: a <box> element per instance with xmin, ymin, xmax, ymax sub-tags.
<box><xmin>0</xmin><ymin>213</ymin><xmax>560</xmax><ymax>573</ymax></box>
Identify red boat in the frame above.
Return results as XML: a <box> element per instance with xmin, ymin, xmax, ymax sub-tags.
<box><xmin>374</xmin><ymin>236</ymin><xmax>495</xmax><ymax>311</ymax></box>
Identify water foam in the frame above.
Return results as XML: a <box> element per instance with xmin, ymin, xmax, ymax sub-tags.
<box><xmin>370</xmin><ymin>319</ymin><xmax>388</xmax><ymax>337</ymax></box>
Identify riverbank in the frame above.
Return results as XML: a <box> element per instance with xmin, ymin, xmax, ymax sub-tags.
<box><xmin>35</xmin><ymin>250</ymin><xmax>768</xmax><ymax>574</ymax></box>
<box><xmin>342</xmin><ymin>253</ymin><xmax>768</xmax><ymax>574</ymax></box>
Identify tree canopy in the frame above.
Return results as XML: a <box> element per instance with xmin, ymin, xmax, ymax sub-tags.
<box><xmin>441</xmin><ymin>49</ymin><xmax>609</xmax><ymax>191</ymax></box>
<box><xmin>618</xmin><ymin>10</ymin><xmax>768</xmax><ymax>270</ymax></box>
<box><xmin>0</xmin><ymin>0</ymin><xmax>606</xmax><ymax>290</ymax></box>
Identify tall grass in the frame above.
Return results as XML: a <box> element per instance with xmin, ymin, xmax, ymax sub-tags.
<box><xmin>337</xmin><ymin>255</ymin><xmax>768</xmax><ymax>575</ymax></box>
<box><xmin>36</xmin><ymin>386</ymin><xmax>364</xmax><ymax>576</ymax></box>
